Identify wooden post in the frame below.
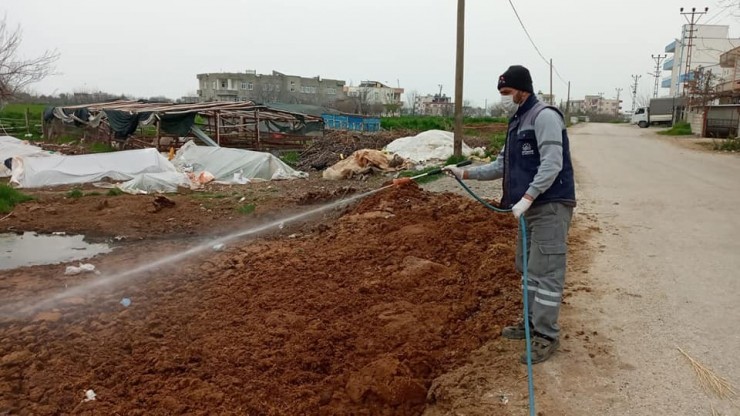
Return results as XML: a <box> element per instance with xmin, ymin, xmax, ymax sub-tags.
<box><xmin>238</xmin><ymin>115</ymin><xmax>244</xmax><ymax>139</ymax></box>
<box><xmin>255</xmin><ymin>109</ymin><xmax>261</xmax><ymax>150</ymax></box>
<box><xmin>156</xmin><ymin>116</ymin><xmax>162</xmax><ymax>150</ymax></box>
<box><xmin>452</xmin><ymin>0</ymin><xmax>465</xmax><ymax>158</ymax></box>
<box><xmin>215</xmin><ymin>111</ymin><xmax>221</xmax><ymax>146</ymax></box>
<box><xmin>25</xmin><ymin>107</ymin><xmax>30</xmax><ymax>135</ymax></box>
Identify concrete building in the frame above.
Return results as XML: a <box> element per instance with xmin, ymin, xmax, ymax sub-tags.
<box><xmin>344</xmin><ymin>81</ymin><xmax>404</xmax><ymax>115</ymax></box>
<box><xmin>414</xmin><ymin>94</ymin><xmax>453</xmax><ymax>116</ymax></box>
<box><xmin>196</xmin><ymin>70</ymin><xmax>346</xmax><ymax>106</ymax></box>
<box><xmin>569</xmin><ymin>95</ymin><xmax>620</xmax><ymax>115</ymax></box>
<box><xmin>662</xmin><ymin>25</ymin><xmax>740</xmax><ymax>97</ymax></box>
<box><xmin>536</xmin><ymin>91</ymin><xmax>555</xmax><ymax>105</ymax></box>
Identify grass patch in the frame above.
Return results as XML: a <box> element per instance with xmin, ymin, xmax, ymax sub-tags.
<box><xmin>397</xmin><ymin>166</ymin><xmax>446</xmax><ymax>184</ymax></box>
<box><xmin>280</xmin><ymin>151</ymin><xmax>300</xmax><ymax>167</ymax></box>
<box><xmin>0</xmin><ymin>184</ymin><xmax>33</xmax><ymax>214</ymax></box>
<box><xmin>89</xmin><ymin>142</ymin><xmax>115</xmax><ymax>153</ymax></box>
<box><xmin>658</xmin><ymin>121</ymin><xmax>693</xmax><ymax>136</ymax></box>
<box><xmin>381</xmin><ymin>116</ymin><xmax>508</xmax><ymax>131</ymax></box>
<box><xmin>445</xmin><ymin>154</ymin><xmax>468</xmax><ymax>166</ymax></box>
<box><xmin>107</xmin><ymin>188</ymin><xmax>125</xmax><ymax>197</ymax></box>
<box><xmin>712</xmin><ymin>137</ymin><xmax>740</xmax><ymax>151</ymax></box>
<box><xmin>488</xmin><ymin>132</ymin><xmax>507</xmax><ymax>156</ymax></box>
<box><xmin>237</xmin><ymin>203</ymin><xmax>256</xmax><ymax>214</ymax></box>
<box><xmin>192</xmin><ymin>192</ymin><xmax>228</xmax><ymax>199</ymax></box>
<box><xmin>66</xmin><ymin>188</ymin><xmax>84</xmax><ymax>198</ymax></box>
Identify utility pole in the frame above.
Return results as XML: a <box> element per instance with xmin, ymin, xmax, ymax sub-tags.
<box><xmin>566</xmin><ymin>81</ymin><xmax>571</xmax><ymax>120</ymax></box>
<box><xmin>453</xmin><ymin>0</ymin><xmax>465</xmax><ymax>158</ymax></box>
<box><xmin>650</xmin><ymin>54</ymin><xmax>667</xmax><ymax>98</ymax></box>
<box><xmin>680</xmin><ymin>7</ymin><xmax>709</xmax><ymax>95</ymax></box>
<box><xmin>631</xmin><ymin>74</ymin><xmax>641</xmax><ymax>112</ymax></box>
<box><xmin>438</xmin><ymin>84</ymin><xmax>443</xmax><ymax>97</ymax></box>
<box><xmin>549</xmin><ymin>59</ymin><xmax>553</xmax><ymax>105</ymax></box>
<box><xmin>615</xmin><ymin>87</ymin><xmax>623</xmax><ymax>116</ymax></box>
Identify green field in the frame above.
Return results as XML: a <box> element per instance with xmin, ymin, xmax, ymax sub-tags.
<box><xmin>0</xmin><ymin>103</ymin><xmax>47</xmax><ymax>138</ymax></box>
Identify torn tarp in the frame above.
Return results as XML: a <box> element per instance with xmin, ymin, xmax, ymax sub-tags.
<box><xmin>173</xmin><ymin>141</ymin><xmax>307</xmax><ymax>182</ymax></box>
<box><xmin>0</xmin><ymin>136</ymin><xmax>52</xmax><ymax>177</ymax></box>
<box><xmin>322</xmin><ymin>149</ymin><xmax>411</xmax><ymax>180</ymax></box>
<box><xmin>10</xmin><ymin>148</ymin><xmax>177</xmax><ymax>188</ymax></box>
<box><xmin>104</xmin><ymin>110</ymin><xmax>155</xmax><ymax>139</ymax></box>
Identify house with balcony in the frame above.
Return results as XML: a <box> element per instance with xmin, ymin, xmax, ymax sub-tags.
<box><xmin>344</xmin><ymin>81</ymin><xmax>404</xmax><ymax>116</ymax></box>
<box><xmin>414</xmin><ymin>94</ymin><xmax>453</xmax><ymax>116</ymax></box>
<box><xmin>661</xmin><ymin>25</ymin><xmax>740</xmax><ymax>97</ymax></box>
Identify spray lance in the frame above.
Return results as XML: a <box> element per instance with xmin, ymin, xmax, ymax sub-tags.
<box><xmin>391</xmin><ymin>160</ymin><xmax>472</xmax><ymax>186</ymax></box>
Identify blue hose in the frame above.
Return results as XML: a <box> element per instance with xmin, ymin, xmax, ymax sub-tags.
<box><xmin>451</xmin><ymin>175</ymin><xmax>536</xmax><ymax>416</ymax></box>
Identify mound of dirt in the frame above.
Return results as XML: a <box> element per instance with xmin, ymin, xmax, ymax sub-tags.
<box><xmin>0</xmin><ymin>185</ymin><xmax>521</xmax><ymax>415</ymax></box>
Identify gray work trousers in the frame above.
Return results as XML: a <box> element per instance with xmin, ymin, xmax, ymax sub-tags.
<box><xmin>515</xmin><ymin>201</ymin><xmax>573</xmax><ymax>340</ymax></box>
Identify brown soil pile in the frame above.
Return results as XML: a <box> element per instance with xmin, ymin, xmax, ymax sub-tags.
<box><xmin>0</xmin><ymin>185</ymin><xmax>521</xmax><ymax>415</ymax></box>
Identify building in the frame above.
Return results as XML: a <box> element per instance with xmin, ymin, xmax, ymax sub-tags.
<box><xmin>536</xmin><ymin>91</ymin><xmax>555</xmax><ymax>105</ymax></box>
<box><xmin>662</xmin><ymin>25</ymin><xmax>740</xmax><ymax>97</ymax></box>
<box><xmin>414</xmin><ymin>94</ymin><xmax>453</xmax><ymax>116</ymax></box>
<box><xmin>196</xmin><ymin>70</ymin><xmax>346</xmax><ymax>106</ymax></box>
<box><xmin>344</xmin><ymin>81</ymin><xmax>404</xmax><ymax>115</ymax></box>
<box><xmin>569</xmin><ymin>95</ymin><xmax>620</xmax><ymax>115</ymax></box>
<box><xmin>718</xmin><ymin>46</ymin><xmax>740</xmax><ymax>101</ymax></box>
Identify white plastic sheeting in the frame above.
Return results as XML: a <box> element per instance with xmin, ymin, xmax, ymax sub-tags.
<box><xmin>0</xmin><ymin>136</ymin><xmax>51</xmax><ymax>177</ymax></box>
<box><xmin>385</xmin><ymin>130</ymin><xmax>484</xmax><ymax>164</ymax></box>
<box><xmin>10</xmin><ymin>148</ymin><xmax>177</xmax><ymax>188</ymax></box>
<box><xmin>116</xmin><ymin>171</ymin><xmax>192</xmax><ymax>194</ymax></box>
<box><xmin>173</xmin><ymin>141</ymin><xmax>307</xmax><ymax>182</ymax></box>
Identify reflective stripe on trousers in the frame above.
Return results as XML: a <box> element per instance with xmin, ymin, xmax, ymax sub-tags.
<box><xmin>516</xmin><ymin>202</ymin><xmax>573</xmax><ymax>340</ymax></box>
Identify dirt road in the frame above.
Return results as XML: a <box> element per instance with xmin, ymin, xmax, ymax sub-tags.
<box><xmin>539</xmin><ymin>123</ymin><xmax>740</xmax><ymax>415</ymax></box>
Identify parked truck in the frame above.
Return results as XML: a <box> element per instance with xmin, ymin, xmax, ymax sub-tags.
<box><xmin>631</xmin><ymin>97</ymin><xmax>686</xmax><ymax>128</ymax></box>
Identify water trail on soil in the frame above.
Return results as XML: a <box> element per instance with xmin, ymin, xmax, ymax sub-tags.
<box><xmin>4</xmin><ymin>185</ymin><xmax>393</xmax><ymax>318</ymax></box>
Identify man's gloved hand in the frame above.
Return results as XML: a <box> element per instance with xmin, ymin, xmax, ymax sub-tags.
<box><xmin>443</xmin><ymin>166</ymin><xmax>465</xmax><ymax>179</ymax></box>
<box><xmin>512</xmin><ymin>197</ymin><xmax>533</xmax><ymax>219</ymax></box>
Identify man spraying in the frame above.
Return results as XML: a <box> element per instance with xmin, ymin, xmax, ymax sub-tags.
<box><xmin>445</xmin><ymin>65</ymin><xmax>576</xmax><ymax>364</ymax></box>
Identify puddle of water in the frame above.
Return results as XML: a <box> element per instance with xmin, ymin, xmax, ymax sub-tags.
<box><xmin>0</xmin><ymin>232</ymin><xmax>112</xmax><ymax>271</ymax></box>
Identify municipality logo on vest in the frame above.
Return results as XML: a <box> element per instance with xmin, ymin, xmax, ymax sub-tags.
<box><xmin>522</xmin><ymin>142</ymin><xmax>535</xmax><ymax>156</ymax></box>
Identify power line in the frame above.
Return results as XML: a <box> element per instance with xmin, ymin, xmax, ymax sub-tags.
<box><xmin>507</xmin><ymin>0</ymin><xmax>568</xmax><ymax>86</ymax></box>
<box><xmin>703</xmin><ymin>3</ymin><xmax>733</xmax><ymax>24</ymax></box>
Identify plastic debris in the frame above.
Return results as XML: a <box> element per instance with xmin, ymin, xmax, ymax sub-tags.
<box><xmin>233</xmin><ymin>170</ymin><xmax>250</xmax><ymax>185</ymax></box>
<box><xmin>120</xmin><ymin>298</ymin><xmax>131</xmax><ymax>308</ymax></box>
<box><xmin>83</xmin><ymin>389</ymin><xmax>96</xmax><ymax>402</ymax></box>
<box><xmin>64</xmin><ymin>263</ymin><xmax>96</xmax><ymax>276</ymax></box>
<box><xmin>52</xmin><ymin>231</ymin><xmax>66</xmax><ymax>236</ymax></box>
<box><xmin>212</xmin><ymin>243</ymin><xmax>225</xmax><ymax>251</ymax></box>
<box><xmin>238</xmin><ymin>196</ymin><xmax>246</xmax><ymax>203</ymax></box>
<box><xmin>278</xmin><ymin>222</ymin><xmax>285</xmax><ymax>230</ymax></box>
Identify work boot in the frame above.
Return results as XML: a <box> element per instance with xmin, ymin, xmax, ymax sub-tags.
<box><xmin>501</xmin><ymin>320</ymin><xmax>532</xmax><ymax>340</ymax></box>
<box><xmin>520</xmin><ymin>335</ymin><xmax>560</xmax><ymax>364</ymax></box>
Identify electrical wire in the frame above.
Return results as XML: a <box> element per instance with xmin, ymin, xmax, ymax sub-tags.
<box><xmin>507</xmin><ymin>0</ymin><xmax>569</xmax><ymax>86</ymax></box>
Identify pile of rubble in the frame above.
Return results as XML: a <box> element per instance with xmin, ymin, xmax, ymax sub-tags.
<box><xmin>296</xmin><ymin>129</ymin><xmax>416</xmax><ymax>171</ymax></box>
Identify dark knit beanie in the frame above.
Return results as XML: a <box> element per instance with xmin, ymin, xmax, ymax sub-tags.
<box><xmin>497</xmin><ymin>65</ymin><xmax>534</xmax><ymax>94</ymax></box>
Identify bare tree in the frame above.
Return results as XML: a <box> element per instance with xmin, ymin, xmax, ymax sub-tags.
<box><xmin>405</xmin><ymin>90</ymin><xmax>419</xmax><ymax>116</ymax></box>
<box><xmin>0</xmin><ymin>17</ymin><xmax>59</xmax><ymax>105</ymax></box>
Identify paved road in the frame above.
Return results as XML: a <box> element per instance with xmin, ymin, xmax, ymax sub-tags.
<box><xmin>539</xmin><ymin>123</ymin><xmax>740</xmax><ymax>415</ymax></box>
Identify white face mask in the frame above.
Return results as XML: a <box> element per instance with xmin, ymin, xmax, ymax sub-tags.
<box><xmin>500</xmin><ymin>94</ymin><xmax>519</xmax><ymax>113</ymax></box>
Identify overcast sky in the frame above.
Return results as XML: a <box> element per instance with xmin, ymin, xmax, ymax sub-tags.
<box><xmin>3</xmin><ymin>0</ymin><xmax>739</xmax><ymax>109</ymax></box>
